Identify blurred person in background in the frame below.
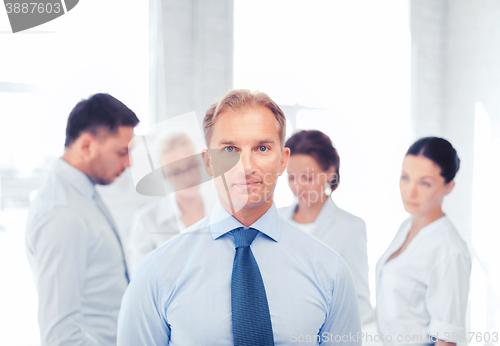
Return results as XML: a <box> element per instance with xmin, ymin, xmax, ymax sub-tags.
<box><xmin>376</xmin><ymin>137</ymin><xmax>471</xmax><ymax>346</ymax></box>
<box><xmin>96</xmin><ymin>167</ymin><xmax>157</xmax><ymax>262</ymax></box>
<box><xmin>128</xmin><ymin>130</ymin><xmax>216</xmax><ymax>276</ymax></box>
<box><xmin>279</xmin><ymin>130</ymin><xmax>373</xmax><ymax>324</ymax></box>
<box><xmin>25</xmin><ymin>93</ymin><xmax>139</xmax><ymax>346</ymax></box>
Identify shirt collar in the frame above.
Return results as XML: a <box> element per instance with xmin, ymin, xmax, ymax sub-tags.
<box><xmin>407</xmin><ymin>214</ymin><xmax>449</xmax><ymax>235</ymax></box>
<box><xmin>54</xmin><ymin>158</ymin><xmax>95</xmax><ymax>200</ymax></box>
<box><xmin>289</xmin><ymin>196</ymin><xmax>337</xmax><ymax>219</ymax></box>
<box><xmin>314</xmin><ymin>196</ymin><xmax>337</xmax><ymax>221</ymax></box>
<box><xmin>209</xmin><ymin>201</ymin><xmax>281</xmax><ymax>242</ymax></box>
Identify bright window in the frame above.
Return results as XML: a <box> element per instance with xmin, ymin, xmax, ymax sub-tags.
<box><xmin>234</xmin><ymin>0</ymin><xmax>411</xmax><ymax>308</ymax></box>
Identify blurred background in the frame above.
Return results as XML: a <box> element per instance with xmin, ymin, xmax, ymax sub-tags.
<box><xmin>1</xmin><ymin>0</ymin><xmax>499</xmax><ymax>345</ymax></box>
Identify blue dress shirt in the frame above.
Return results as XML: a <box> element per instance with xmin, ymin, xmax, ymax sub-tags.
<box><xmin>117</xmin><ymin>200</ymin><xmax>361</xmax><ymax>345</ymax></box>
<box><xmin>25</xmin><ymin>158</ymin><xmax>129</xmax><ymax>345</ymax></box>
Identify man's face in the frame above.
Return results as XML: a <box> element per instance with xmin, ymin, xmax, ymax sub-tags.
<box><xmin>203</xmin><ymin>106</ymin><xmax>289</xmax><ymax>214</ymax></box>
<box><xmin>87</xmin><ymin>126</ymin><xmax>134</xmax><ymax>185</ymax></box>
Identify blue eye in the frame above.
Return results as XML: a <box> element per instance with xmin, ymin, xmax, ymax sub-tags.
<box><xmin>259</xmin><ymin>146</ymin><xmax>268</xmax><ymax>152</ymax></box>
<box><xmin>401</xmin><ymin>175</ymin><xmax>407</xmax><ymax>181</ymax></box>
<box><xmin>421</xmin><ymin>182</ymin><xmax>430</xmax><ymax>187</ymax></box>
<box><xmin>225</xmin><ymin>146</ymin><xmax>234</xmax><ymax>153</ymax></box>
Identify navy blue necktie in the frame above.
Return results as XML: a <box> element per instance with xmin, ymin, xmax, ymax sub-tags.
<box><xmin>231</xmin><ymin>227</ymin><xmax>274</xmax><ymax>346</ymax></box>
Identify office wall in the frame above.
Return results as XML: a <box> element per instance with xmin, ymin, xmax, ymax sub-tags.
<box><xmin>150</xmin><ymin>0</ymin><xmax>234</xmax><ymax>124</ymax></box>
<box><xmin>411</xmin><ymin>0</ymin><xmax>500</xmax><ymax>333</ymax></box>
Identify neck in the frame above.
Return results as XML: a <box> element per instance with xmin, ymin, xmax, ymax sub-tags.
<box><xmin>175</xmin><ymin>190</ymin><xmax>201</xmax><ymax>210</ymax></box>
<box><xmin>294</xmin><ymin>194</ymin><xmax>328</xmax><ymax>223</ymax></box>
<box><xmin>411</xmin><ymin>207</ymin><xmax>444</xmax><ymax>231</ymax></box>
<box><xmin>62</xmin><ymin>151</ymin><xmax>88</xmax><ymax>177</ymax></box>
<box><xmin>222</xmin><ymin>198</ymin><xmax>273</xmax><ymax>227</ymax></box>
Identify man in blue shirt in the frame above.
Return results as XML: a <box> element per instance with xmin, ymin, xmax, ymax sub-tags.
<box><xmin>26</xmin><ymin>93</ymin><xmax>139</xmax><ymax>345</ymax></box>
<box><xmin>117</xmin><ymin>89</ymin><xmax>361</xmax><ymax>345</ymax></box>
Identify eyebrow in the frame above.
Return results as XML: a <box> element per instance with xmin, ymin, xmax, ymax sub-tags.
<box><xmin>401</xmin><ymin>171</ymin><xmax>435</xmax><ymax>180</ymax></box>
<box><xmin>218</xmin><ymin>140</ymin><xmax>236</xmax><ymax>146</ymax></box>
<box><xmin>257</xmin><ymin>138</ymin><xmax>276</xmax><ymax>145</ymax></box>
<box><xmin>217</xmin><ymin>138</ymin><xmax>277</xmax><ymax>146</ymax></box>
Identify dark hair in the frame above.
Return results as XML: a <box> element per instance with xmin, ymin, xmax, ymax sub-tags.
<box><xmin>64</xmin><ymin>93</ymin><xmax>140</xmax><ymax>147</ymax></box>
<box><xmin>285</xmin><ymin>130</ymin><xmax>340</xmax><ymax>191</ymax></box>
<box><xmin>406</xmin><ymin>136</ymin><xmax>460</xmax><ymax>183</ymax></box>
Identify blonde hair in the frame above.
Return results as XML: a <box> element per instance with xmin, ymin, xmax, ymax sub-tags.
<box><xmin>203</xmin><ymin>89</ymin><xmax>286</xmax><ymax>147</ymax></box>
<box><xmin>159</xmin><ymin>133</ymin><xmax>193</xmax><ymax>165</ymax></box>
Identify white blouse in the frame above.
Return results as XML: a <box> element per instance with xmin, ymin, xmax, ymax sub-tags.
<box><xmin>375</xmin><ymin>216</ymin><xmax>471</xmax><ymax>345</ymax></box>
<box><xmin>288</xmin><ymin>218</ymin><xmax>316</xmax><ymax>234</ymax></box>
<box><xmin>279</xmin><ymin>198</ymin><xmax>373</xmax><ymax>324</ymax></box>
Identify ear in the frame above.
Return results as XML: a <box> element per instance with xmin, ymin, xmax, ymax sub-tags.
<box><xmin>443</xmin><ymin>180</ymin><xmax>455</xmax><ymax>196</ymax></box>
<box><xmin>78</xmin><ymin>132</ymin><xmax>96</xmax><ymax>159</ymax></box>
<box><xmin>201</xmin><ymin>149</ymin><xmax>214</xmax><ymax>177</ymax></box>
<box><xmin>278</xmin><ymin>147</ymin><xmax>291</xmax><ymax>176</ymax></box>
<box><xmin>326</xmin><ymin>166</ymin><xmax>336</xmax><ymax>182</ymax></box>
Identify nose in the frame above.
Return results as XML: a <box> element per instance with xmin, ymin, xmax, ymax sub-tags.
<box><xmin>408</xmin><ymin>182</ymin><xmax>418</xmax><ymax>199</ymax></box>
<box><xmin>238</xmin><ymin>149</ymin><xmax>256</xmax><ymax>176</ymax></box>
<box><xmin>124</xmin><ymin>154</ymin><xmax>132</xmax><ymax>169</ymax></box>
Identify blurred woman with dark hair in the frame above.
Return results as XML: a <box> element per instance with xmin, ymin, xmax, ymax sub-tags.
<box><xmin>376</xmin><ymin>137</ymin><xmax>471</xmax><ymax>346</ymax></box>
<box><xmin>280</xmin><ymin>130</ymin><xmax>373</xmax><ymax>324</ymax></box>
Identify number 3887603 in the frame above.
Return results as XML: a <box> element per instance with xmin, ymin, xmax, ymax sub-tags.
<box><xmin>5</xmin><ymin>2</ymin><xmax>62</xmax><ymax>14</ymax></box>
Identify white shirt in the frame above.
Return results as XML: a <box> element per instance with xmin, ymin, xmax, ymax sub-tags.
<box><xmin>96</xmin><ymin>168</ymin><xmax>157</xmax><ymax>243</ymax></box>
<box><xmin>375</xmin><ymin>216</ymin><xmax>471</xmax><ymax>345</ymax></box>
<box><xmin>25</xmin><ymin>158</ymin><xmax>129</xmax><ymax>346</ymax></box>
<box><xmin>288</xmin><ymin>218</ymin><xmax>316</xmax><ymax>234</ymax></box>
<box><xmin>127</xmin><ymin>183</ymin><xmax>216</xmax><ymax>276</ymax></box>
<box><xmin>279</xmin><ymin>198</ymin><xmax>373</xmax><ymax>324</ymax></box>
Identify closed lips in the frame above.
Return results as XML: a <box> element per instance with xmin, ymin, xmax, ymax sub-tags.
<box><xmin>233</xmin><ymin>181</ymin><xmax>261</xmax><ymax>185</ymax></box>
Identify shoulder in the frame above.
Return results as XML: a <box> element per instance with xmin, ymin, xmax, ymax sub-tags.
<box><xmin>330</xmin><ymin>203</ymin><xmax>366</xmax><ymax>228</ymax></box>
<box><xmin>417</xmin><ymin>217</ymin><xmax>471</xmax><ymax>273</ymax></box>
<box><xmin>393</xmin><ymin>217</ymin><xmax>412</xmax><ymax>237</ymax></box>
<box><xmin>27</xmin><ymin>168</ymin><xmax>89</xmax><ymax>231</ymax></box>
<box><xmin>281</xmin><ymin>217</ymin><xmax>354</xmax><ymax>291</ymax></box>
<box><xmin>125</xmin><ymin>246</ymin><xmax>164</xmax><ymax>297</ymax></box>
<box><xmin>134</xmin><ymin>216</ymin><xmax>213</xmax><ymax>284</ymax></box>
<box><xmin>132</xmin><ymin>198</ymin><xmax>164</xmax><ymax>222</ymax></box>
<box><xmin>26</xmin><ymin>206</ymin><xmax>88</xmax><ymax>245</ymax></box>
<box><xmin>281</xmin><ymin>216</ymin><xmax>344</xmax><ymax>262</ymax></box>
<box><xmin>151</xmin><ymin>215</ymin><xmax>211</xmax><ymax>255</ymax></box>
<box><xmin>434</xmin><ymin>217</ymin><xmax>471</xmax><ymax>259</ymax></box>
<box><xmin>29</xmin><ymin>171</ymin><xmax>70</xmax><ymax>217</ymax></box>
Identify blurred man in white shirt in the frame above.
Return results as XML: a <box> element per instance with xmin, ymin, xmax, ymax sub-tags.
<box><xmin>25</xmin><ymin>93</ymin><xmax>139</xmax><ymax>346</ymax></box>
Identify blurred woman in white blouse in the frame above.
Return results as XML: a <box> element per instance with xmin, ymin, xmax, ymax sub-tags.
<box><xmin>376</xmin><ymin>137</ymin><xmax>471</xmax><ymax>346</ymax></box>
<box><xmin>279</xmin><ymin>130</ymin><xmax>373</xmax><ymax>324</ymax></box>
